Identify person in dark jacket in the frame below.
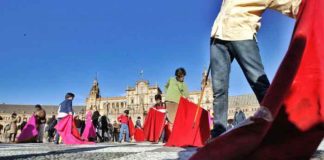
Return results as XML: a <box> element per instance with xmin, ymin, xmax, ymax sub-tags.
<box><xmin>92</xmin><ymin>111</ymin><xmax>101</xmax><ymax>142</ymax></box>
<box><xmin>135</xmin><ymin>117</ymin><xmax>142</xmax><ymax>129</ymax></box>
<box><xmin>46</xmin><ymin>115</ymin><xmax>57</xmax><ymax>142</ymax></box>
<box><xmin>54</xmin><ymin>92</ymin><xmax>75</xmax><ymax>144</ymax></box>
<box><xmin>98</xmin><ymin>115</ymin><xmax>109</xmax><ymax>142</ymax></box>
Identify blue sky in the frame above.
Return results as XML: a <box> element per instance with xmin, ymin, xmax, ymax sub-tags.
<box><xmin>0</xmin><ymin>0</ymin><xmax>296</xmax><ymax>105</ymax></box>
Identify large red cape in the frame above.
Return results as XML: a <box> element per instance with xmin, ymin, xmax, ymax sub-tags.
<box><xmin>190</xmin><ymin>0</ymin><xmax>324</xmax><ymax>159</ymax></box>
<box><xmin>166</xmin><ymin>97</ymin><xmax>210</xmax><ymax>147</ymax></box>
<box><xmin>143</xmin><ymin>108</ymin><xmax>166</xmax><ymax>142</ymax></box>
<box><xmin>17</xmin><ymin>115</ymin><xmax>38</xmax><ymax>143</ymax></box>
<box><xmin>55</xmin><ymin>115</ymin><xmax>94</xmax><ymax>145</ymax></box>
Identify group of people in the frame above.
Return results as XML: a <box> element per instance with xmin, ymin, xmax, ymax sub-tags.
<box><xmin>0</xmin><ymin>105</ymin><xmax>47</xmax><ymax>143</ymax></box>
<box><xmin>0</xmin><ymin>65</ymin><xmax>249</xmax><ymax>145</ymax></box>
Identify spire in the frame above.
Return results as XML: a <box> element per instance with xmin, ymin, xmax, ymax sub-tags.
<box><xmin>93</xmin><ymin>72</ymin><xmax>98</xmax><ymax>85</ymax></box>
<box><xmin>140</xmin><ymin>70</ymin><xmax>144</xmax><ymax>80</ymax></box>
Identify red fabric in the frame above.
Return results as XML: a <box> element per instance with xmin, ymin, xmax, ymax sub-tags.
<box><xmin>143</xmin><ymin>108</ymin><xmax>166</xmax><ymax>142</ymax></box>
<box><xmin>55</xmin><ymin>115</ymin><xmax>94</xmax><ymax>145</ymax></box>
<box><xmin>166</xmin><ymin>97</ymin><xmax>210</xmax><ymax>147</ymax></box>
<box><xmin>164</xmin><ymin>122</ymin><xmax>172</xmax><ymax>142</ymax></box>
<box><xmin>190</xmin><ymin>0</ymin><xmax>324</xmax><ymax>159</ymax></box>
<box><xmin>118</xmin><ymin>114</ymin><xmax>129</xmax><ymax>124</ymax></box>
<box><xmin>17</xmin><ymin>115</ymin><xmax>38</xmax><ymax>143</ymax></box>
<box><xmin>81</xmin><ymin>111</ymin><xmax>96</xmax><ymax>140</ymax></box>
<box><xmin>134</xmin><ymin>128</ymin><xmax>145</xmax><ymax>142</ymax></box>
<box><xmin>128</xmin><ymin>117</ymin><xmax>135</xmax><ymax>138</ymax></box>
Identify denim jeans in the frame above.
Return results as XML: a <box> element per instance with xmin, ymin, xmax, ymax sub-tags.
<box><xmin>118</xmin><ymin>123</ymin><xmax>130</xmax><ymax>142</ymax></box>
<box><xmin>210</xmin><ymin>38</ymin><xmax>270</xmax><ymax>127</ymax></box>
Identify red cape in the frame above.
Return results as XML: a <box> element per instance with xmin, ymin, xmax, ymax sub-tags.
<box><xmin>166</xmin><ymin>97</ymin><xmax>210</xmax><ymax>147</ymax></box>
<box><xmin>17</xmin><ymin>115</ymin><xmax>38</xmax><ymax>143</ymax></box>
<box><xmin>134</xmin><ymin>128</ymin><xmax>145</xmax><ymax>142</ymax></box>
<box><xmin>55</xmin><ymin>115</ymin><xmax>94</xmax><ymax>145</ymax></box>
<box><xmin>128</xmin><ymin>117</ymin><xmax>135</xmax><ymax>138</ymax></box>
<box><xmin>81</xmin><ymin>111</ymin><xmax>96</xmax><ymax>140</ymax></box>
<box><xmin>164</xmin><ymin>122</ymin><xmax>172</xmax><ymax>142</ymax></box>
<box><xmin>190</xmin><ymin>0</ymin><xmax>324</xmax><ymax>159</ymax></box>
<box><xmin>143</xmin><ymin>108</ymin><xmax>166</xmax><ymax>142</ymax></box>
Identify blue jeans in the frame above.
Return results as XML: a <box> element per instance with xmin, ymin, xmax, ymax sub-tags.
<box><xmin>210</xmin><ymin>38</ymin><xmax>270</xmax><ymax>127</ymax></box>
<box><xmin>118</xmin><ymin>124</ymin><xmax>130</xmax><ymax>142</ymax></box>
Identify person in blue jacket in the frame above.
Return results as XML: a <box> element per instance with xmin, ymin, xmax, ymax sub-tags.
<box><xmin>54</xmin><ymin>92</ymin><xmax>75</xmax><ymax>144</ymax></box>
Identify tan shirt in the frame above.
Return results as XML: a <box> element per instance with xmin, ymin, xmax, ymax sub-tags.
<box><xmin>211</xmin><ymin>0</ymin><xmax>302</xmax><ymax>41</ymax></box>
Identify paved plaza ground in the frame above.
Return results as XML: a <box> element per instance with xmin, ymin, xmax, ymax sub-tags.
<box><xmin>0</xmin><ymin>142</ymin><xmax>196</xmax><ymax>160</ymax></box>
<box><xmin>0</xmin><ymin>141</ymin><xmax>323</xmax><ymax>160</ymax></box>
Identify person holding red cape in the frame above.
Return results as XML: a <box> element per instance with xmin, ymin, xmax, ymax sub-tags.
<box><xmin>118</xmin><ymin>110</ymin><xmax>135</xmax><ymax>142</ymax></box>
<box><xmin>190</xmin><ymin>0</ymin><xmax>324</xmax><ymax>159</ymax></box>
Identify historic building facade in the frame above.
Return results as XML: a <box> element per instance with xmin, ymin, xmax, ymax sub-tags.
<box><xmin>85</xmin><ymin>70</ymin><xmax>261</xmax><ymax>122</ymax></box>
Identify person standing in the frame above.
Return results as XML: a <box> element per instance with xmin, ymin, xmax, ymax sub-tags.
<box><xmin>209</xmin><ymin>0</ymin><xmax>301</xmax><ymax>136</ymax></box>
<box><xmin>92</xmin><ymin>111</ymin><xmax>101</xmax><ymax>142</ymax></box>
<box><xmin>165</xmin><ymin>68</ymin><xmax>189</xmax><ymax>124</ymax></box>
<box><xmin>118</xmin><ymin>110</ymin><xmax>130</xmax><ymax>143</ymax></box>
<box><xmin>54</xmin><ymin>92</ymin><xmax>75</xmax><ymax>144</ymax></box>
<box><xmin>35</xmin><ymin>104</ymin><xmax>46</xmax><ymax>143</ymax></box>
<box><xmin>233</xmin><ymin>108</ymin><xmax>246</xmax><ymax>126</ymax></box>
<box><xmin>8</xmin><ymin>113</ymin><xmax>18</xmax><ymax>143</ymax></box>
<box><xmin>112</xmin><ymin>120</ymin><xmax>120</xmax><ymax>142</ymax></box>
<box><xmin>46</xmin><ymin>115</ymin><xmax>57</xmax><ymax>142</ymax></box>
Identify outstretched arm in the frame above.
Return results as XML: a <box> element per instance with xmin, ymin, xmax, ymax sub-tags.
<box><xmin>268</xmin><ymin>0</ymin><xmax>302</xmax><ymax>19</ymax></box>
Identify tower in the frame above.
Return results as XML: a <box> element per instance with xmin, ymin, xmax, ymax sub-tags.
<box><xmin>87</xmin><ymin>76</ymin><xmax>101</xmax><ymax>111</ymax></box>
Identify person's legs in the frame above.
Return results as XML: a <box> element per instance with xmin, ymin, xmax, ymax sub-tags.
<box><xmin>125</xmin><ymin>125</ymin><xmax>130</xmax><ymax>142</ymax></box>
<box><xmin>159</xmin><ymin>128</ymin><xmax>165</xmax><ymax>143</ymax></box>
<box><xmin>115</xmin><ymin>132</ymin><xmax>119</xmax><ymax>142</ymax></box>
<box><xmin>165</xmin><ymin>102</ymin><xmax>178</xmax><ymax>125</ymax></box>
<box><xmin>9</xmin><ymin>133</ymin><xmax>13</xmax><ymax>142</ymax></box>
<box><xmin>210</xmin><ymin>38</ymin><xmax>234</xmax><ymax>127</ymax></box>
<box><xmin>54</xmin><ymin>118</ymin><xmax>61</xmax><ymax>144</ymax></box>
<box><xmin>37</xmin><ymin>124</ymin><xmax>45</xmax><ymax>143</ymax></box>
<box><xmin>118</xmin><ymin>124</ymin><xmax>126</xmax><ymax>142</ymax></box>
<box><xmin>230</xmin><ymin>40</ymin><xmax>270</xmax><ymax>103</ymax></box>
<box><xmin>13</xmin><ymin>133</ymin><xmax>17</xmax><ymax>142</ymax></box>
